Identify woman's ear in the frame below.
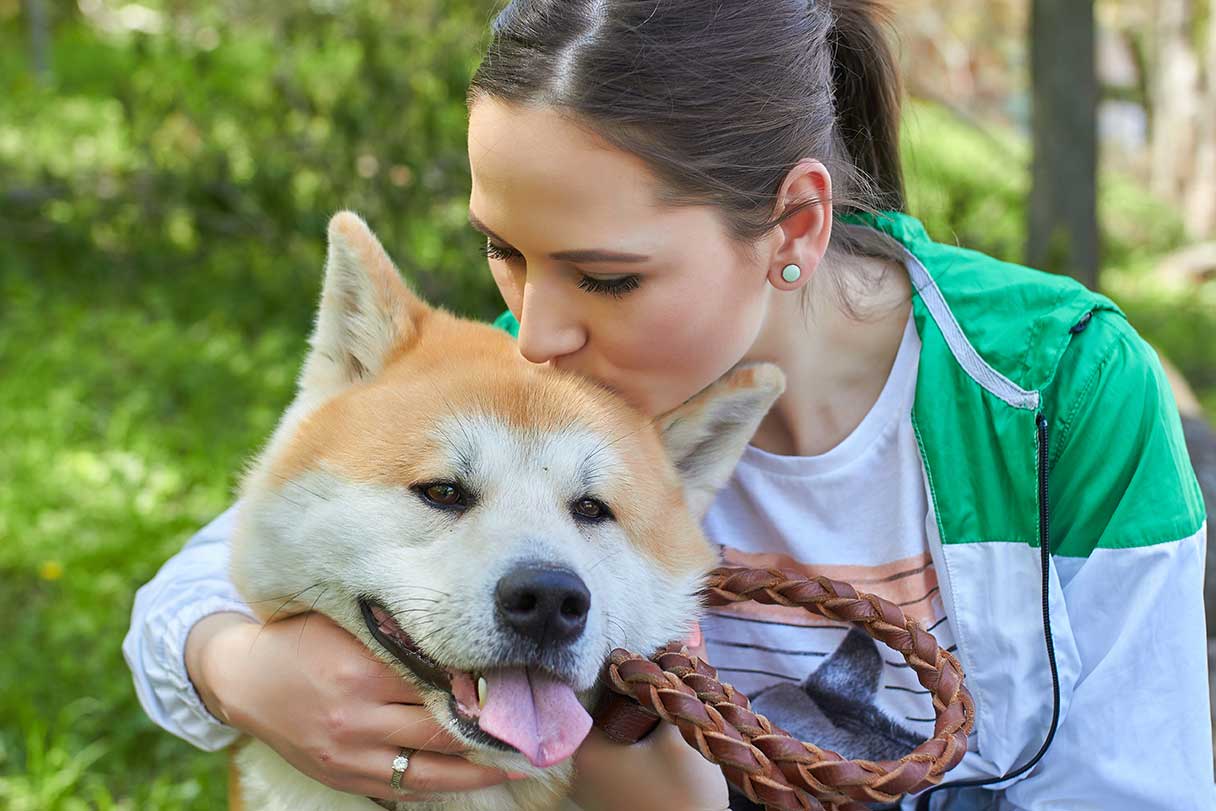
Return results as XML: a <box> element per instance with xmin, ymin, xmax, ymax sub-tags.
<box><xmin>767</xmin><ymin>159</ymin><xmax>833</xmax><ymax>291</ymax></box>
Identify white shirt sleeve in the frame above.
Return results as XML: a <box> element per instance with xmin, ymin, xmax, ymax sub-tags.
<box><xmin>122</xmin><ymin>505</ymin><xmax>257</xmax><ymax>752</ymax></box>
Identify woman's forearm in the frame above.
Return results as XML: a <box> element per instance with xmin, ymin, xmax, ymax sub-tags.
<box><xmin>121</xmin><ymin>505</ymin><xmax>257</xmax><ymax>751</ymax></box>
<box><xmin>184</xmin><ymin>611</ymin><xmax>260</xmax><ymax>726</ymax></box>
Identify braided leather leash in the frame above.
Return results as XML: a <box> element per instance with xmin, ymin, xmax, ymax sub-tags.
<box><xmin>594</xmin><ymin>566</ymin><xmax>976</xmax><ymax>811</ymax></box>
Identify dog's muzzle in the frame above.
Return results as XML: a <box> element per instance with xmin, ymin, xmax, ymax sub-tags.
<box><xmin>357</xmin><ymin>582</ymin><xmax>596</xmax><ymax>769</ymax></box>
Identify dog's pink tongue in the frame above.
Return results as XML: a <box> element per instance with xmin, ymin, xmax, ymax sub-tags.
<box><xmin>477</xmin><ymin>667</ymin><xmax>591</xmax><ymax>768</ymax></box>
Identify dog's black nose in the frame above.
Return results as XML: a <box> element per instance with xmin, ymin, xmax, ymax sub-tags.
<box><xmin>495</xmin><ymin>565</ymin><xmax>590</xmax><ymax>646</ymax></box>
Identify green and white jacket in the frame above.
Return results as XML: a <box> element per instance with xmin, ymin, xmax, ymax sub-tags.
<box><xmin>498</xmin><ymin>211</ymin><xmax>1213</xmax><ymax>809</ymax></box>
<box><xmin>860</xmin><ymin>212</ymin><xmax>1208</xmax><ymax>809</ymax></box>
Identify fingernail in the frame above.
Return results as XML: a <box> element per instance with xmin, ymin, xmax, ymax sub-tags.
<box><xmin>506</xmin><ymin>771</ymin><xmax>529</xmax><ymax>780</ymax></box>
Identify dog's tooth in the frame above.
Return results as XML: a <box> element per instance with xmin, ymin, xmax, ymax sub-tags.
<box><xmin>477</xmin><ymin>676</ymin><xmax>488</xmax><ymax>709</ymax></box>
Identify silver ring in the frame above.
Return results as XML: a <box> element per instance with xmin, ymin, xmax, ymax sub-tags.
<box><xmin>389</xmin><ymin>747</ymin><xmax>414</xmax><ymax>791</ymax></box>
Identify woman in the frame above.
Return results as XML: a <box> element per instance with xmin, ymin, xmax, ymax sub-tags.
<box><xmin>123</xmin><ymin>1</ymin><xmax>1211</xmax><ymax>808</ymax></box>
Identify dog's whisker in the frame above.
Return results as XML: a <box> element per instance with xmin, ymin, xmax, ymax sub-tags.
<box><xmin>397</xmin><ymin>585</ymin><xmax>453</xmax><ymax>597</ymax></box>
<box><xmin>269</xmin><ymin>491</ymin><xmax>307</xmax><ymax>509</ymax></box>
<box><xmin>402</xmin><ymin>625</ymin><xmax>448</xmax><ymax>652</ymax></box>
<box><xmin>589</xmin><ymin>421</ymin><xmax>649</xmax><ymax>458</ymax></box>
<box><xmin>587</xmin><ymin>549</ymin><xmax>621</xmax><ymax>573</ymax></box>
<box><xmin>380</xmin><ymin>715</ymin><xmax>452</xmax><ymax>742</ymax></box>
<box><xmin>292</xmin><ymin>587</ymin><xmax>331</xmax><ymax>657</ymax></box>
<box><xmin>266</xmin><ymin>472</ymin><xmax>332</xmax><ymax>502</ymax></box>
<box><xmin>246</xmin><ymin>584</ymin><xmax>329</xmax><ymax>652</ymax></box>
<box><xmin>383</xmin><ymin>598</ymin><xmax>442</xmax><ymax>609</ymax></box>
<box><xmin>603</xmin><ymin>611</ymin><xmax>630</xmax><ymax>646</ymax></box>
<box><xmin>246</xmin><ymin>582</ymin><xmax>327</xmax><ymax>607</ymax></box>
<box><xmin>251</xmin><ymin>584</ymin><xmax>328</xmax><ymax>651</ymax></box>
<box><xmin>415</xmin><ymin>726</ymin><xmax>461</xmax><ymax>753</ymax></box>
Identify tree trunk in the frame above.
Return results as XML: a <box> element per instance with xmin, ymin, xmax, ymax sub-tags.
<box><xmin>1185</xmin><ymin>9</ymin><xmax>1216</xmax><ymax>237</ymax></box>
<box><xmin>1028</xmin><ymin>0</ymin><xmax>1100</xmax><ymax>290</ymax></box>
<box><xmin>22</xmin><ymin>0</ymin><xmax>50</xmax><ymax>83</ymax></box>
<box><xmin>1149</xmin><ymin>0</ymin><xmax>1201</xmax><ymax>209</ymax></box>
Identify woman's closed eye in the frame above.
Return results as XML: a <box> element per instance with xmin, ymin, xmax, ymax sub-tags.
<box><xmin>576</xmin><ymin>274</ymin><xmax>640</xmax><ymax>298</ymax></box>
<box><xmin>481</xmin><ymin>239</ymin><xmax>642</xmax><ymax>299</ymax></box>
<box><xmin>482</xmin><ymin>240</ymin><xmax>522</xmax><ymax>263</ymax></box>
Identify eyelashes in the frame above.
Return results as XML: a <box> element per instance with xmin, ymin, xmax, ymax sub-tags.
<box><xmin>480</xmin><ymin>239</ymin><xmax>642</xmax><ymax>299</ymax></box>
<box><xmin>576</xmin><ymin>274</ymin><xmax>641</xmax><ymax>298</ymax></box>
<box><xmin>482</xmin><ymin>240</ymin><xmax>522</xmax><ymax>262</ymax></box>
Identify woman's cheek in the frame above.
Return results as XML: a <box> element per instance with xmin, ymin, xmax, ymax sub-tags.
<box><xmin>644</xmin><ymin>324</ymin><xmax>743</xmax><ymax>408</ymax></box>
<box><xmin>661</xmin><ymin>307</ymin><xmax>746</xmax><ymax>373</ymax></box>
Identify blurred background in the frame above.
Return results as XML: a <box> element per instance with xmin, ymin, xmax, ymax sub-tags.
<box><xmin>1</xmin><ymin>1</ymin><xmax>1214</xmax><ymax>808</ymax></box>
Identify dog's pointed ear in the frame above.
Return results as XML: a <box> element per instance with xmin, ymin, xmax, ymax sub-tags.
<box><xmin>656</xmin><ymin>363</ymin><xmax>785</xmax><ymax>518</ymax></box>
<box><xmin>298</xmin><ymin>211</ymin><xmax>427</xmax><ymax>398</ymax></box>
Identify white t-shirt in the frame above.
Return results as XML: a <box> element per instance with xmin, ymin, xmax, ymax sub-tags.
<box><xmin>701</xmin><ymin>313</ymin><xmax>963</xmax><ymax>808</ymax></box>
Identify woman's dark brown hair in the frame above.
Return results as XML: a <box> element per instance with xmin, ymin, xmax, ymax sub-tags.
<box><xmin>468</xmin><ymin>0</ymin><xmax>906</xmax><ymax>268</ymax></box>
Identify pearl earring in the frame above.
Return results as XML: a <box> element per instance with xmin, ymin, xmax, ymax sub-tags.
<box><xmin>781</xmin><ymin>264</ymin><xmax>802</xmax><ymax>284</ymax></box>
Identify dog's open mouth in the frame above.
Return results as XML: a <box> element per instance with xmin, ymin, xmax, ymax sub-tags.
<box><xmin>358</xmin><ymin>597</ymin><xmax>593</xmax><ymax>768</ymax></box>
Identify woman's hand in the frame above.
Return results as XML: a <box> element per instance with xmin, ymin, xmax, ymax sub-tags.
<box><xmin>569</xmin><ymin>632</ymin><xmax>730</xmax><ymax>811</ymax></box>
<box><xmin>185</xmin><ymin>611</ymin><xmax>516</xmax><ymax>802</ymax></box>
<box><xmin>570</xmin><ymin>723</ymin><xmax>730</xmax><ymax>811</ymax></box>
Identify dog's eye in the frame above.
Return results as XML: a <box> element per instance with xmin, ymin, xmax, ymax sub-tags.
<box><xmin>416</xmin><ymin>482</ymin><xmax>469</xmax><ymax>510</ymax></box>
<box><xmin>572</xmin><ymin>497</ymin><xmax>612</xmax><ymax>522</ymax></box>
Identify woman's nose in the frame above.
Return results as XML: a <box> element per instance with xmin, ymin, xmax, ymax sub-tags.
<box><xmin>516</xmin><ymin>278</ymin><xmax>586</xmax><ymax>365</ymax></box>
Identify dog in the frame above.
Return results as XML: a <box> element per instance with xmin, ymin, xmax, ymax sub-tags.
<box><xmin>227</xmin><ymin>212</ymin><xmax>785</xmax><ymax>811</ymax></box>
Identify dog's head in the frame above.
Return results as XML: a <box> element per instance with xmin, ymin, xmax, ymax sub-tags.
<box><xmin>230</xmin><ymin>212</ymin><xmax>784</xmax><ymax>770</ymax></box>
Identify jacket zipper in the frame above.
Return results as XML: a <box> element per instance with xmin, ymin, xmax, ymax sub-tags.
<box><xmin>916</xmin><ymin>413</ymin><xmax>1062</xmax><ymax>808</ymax></box>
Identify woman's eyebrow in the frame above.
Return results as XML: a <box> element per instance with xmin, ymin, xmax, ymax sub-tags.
<box><xmin>467</xmin><ymin>210</ymin><xmax>652</xmax><ymax>264</ymax></box>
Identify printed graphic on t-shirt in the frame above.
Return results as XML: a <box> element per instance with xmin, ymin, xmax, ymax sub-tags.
<box><xmin>703</xmin><ymin>547</ymin><xmax>966</xmax><ymax>810</ymax></box>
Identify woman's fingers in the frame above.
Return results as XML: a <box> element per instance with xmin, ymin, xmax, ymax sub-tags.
<box><xmin>571</xmin><ymin>723</ymin><xmax>728</xmax><ymax>810</ymax></box>
<box><xmin>342</xmin><ymin>647</ymin><xmax>430</xmax><ymax>705</ymax></box>
<box><xmin>298</xmin><ymin>732</ymin><xmax>513</xmax><ymax>800</ymax></box>
<box><xmin>357</xmin><ymin>749</ymin><xmax>517</xmax><ymax>800</ymax></box>
<box><xmin>372</xmin><ymin>702</ymin><xmax>470</xmax><ymax>755</ymax></box>
<box><xmin>210</xmin><ymin>612</ymin><xmax>517</xmax><ymax>800</ymax></box>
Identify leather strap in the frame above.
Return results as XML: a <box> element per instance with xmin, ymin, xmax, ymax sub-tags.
<box><xmin>592</xmin><ymin>686</ymin><xmax>662</xmax><ymax>744</ymax></box>
<box><xmin>593</xmin><ymin>620</ymin><xmax>702</xmax><ymax>744</ymax></box>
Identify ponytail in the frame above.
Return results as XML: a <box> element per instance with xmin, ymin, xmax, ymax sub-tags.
<box><xmin>828</xmin><ymin>1</ymin><xmax>906</xmax><ymax>213</ymax></box>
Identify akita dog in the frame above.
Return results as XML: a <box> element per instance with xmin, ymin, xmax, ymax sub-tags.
<box><xmin>228</xmin><ymin>212</ymin><xmax>784</xmax><ymax>811</ymax></box>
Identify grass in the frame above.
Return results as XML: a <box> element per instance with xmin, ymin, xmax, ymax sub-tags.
<box><xmin>0</xmin><ymin>265</ymin><xmax>301</xmax><ymax>809</ymax></box>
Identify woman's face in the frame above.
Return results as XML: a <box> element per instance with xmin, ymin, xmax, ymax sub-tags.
<box><xmin>467</xmin><ymin>98</ymin><xmax>774</xmax><ymax>418</ymax></box>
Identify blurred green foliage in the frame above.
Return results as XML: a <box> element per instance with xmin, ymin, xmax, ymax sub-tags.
<box><xmin>902</xmin><ymin>101</ymin><xmax>1192</xmax><ymax>272</ymax></box>
<box><xmin>2</xmin><ymin>0</ymin><xmax>503</xmax><ymax>329</ymax></box>
<box><xmin>2</xmin><ymin>2</ymin><xmax>505</xmax><ymax>807</ymax></box>
<box><xmin>0</xmin><ymin>2</ymin><xmax>1212</xmax><ymax>809</ymax></box>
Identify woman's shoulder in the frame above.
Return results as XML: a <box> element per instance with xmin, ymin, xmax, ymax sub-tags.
<box><xmin>858</xmin><ymin>211</ymin><xmax>1119</xmax><ymax>394</ymax></box>
<box><xmin>1043</xmin><ymin>307</ymin><xmax>1205</xmax><ymax>554</ymax></box>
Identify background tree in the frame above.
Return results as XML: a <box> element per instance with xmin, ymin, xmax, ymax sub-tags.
<box><xmin>21</xmin><ymin>0</ymin><xmax>48</xmax><ymax>81</ymax></box>
<box><xmin>1027</xmin><ymin>0</ymin><xmax>1100</xmax><ymax>289</ymax></box>
<box><xmin>1189</xmin><ymin>2</ymin><xmax>1216</xmax><ymax>235</ymax></box>
<box><xmin>1151</xmin><ymin>0</ymin><xmax>1203</xmax><ymax>225</ymax></box>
